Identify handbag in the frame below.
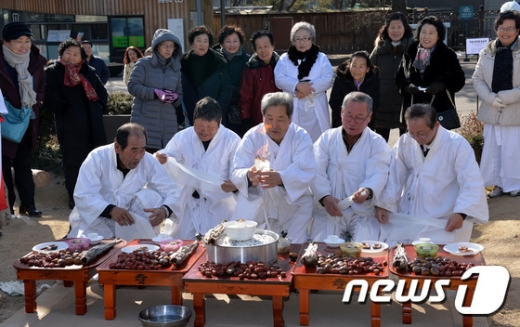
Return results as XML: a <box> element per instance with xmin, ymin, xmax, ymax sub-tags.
<box><xmin>1</xmin><ymin>99</ymin><xmax>33</xmax><ymax>143</ymax></box>
<box><xmin>227</xmin><ymin>104</ymin><xmax>242</xmax><ymax>125</ymax></box>
<box><xmin>433</xmin><ymin>90</ymin><xmax>461</xmax><ymax>130</ymax></box>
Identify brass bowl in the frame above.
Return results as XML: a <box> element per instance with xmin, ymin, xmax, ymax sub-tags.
<box><xmin>339</xmin><ymin>242</ymin><xmax>363</xmax><ymax>258</ymax></box>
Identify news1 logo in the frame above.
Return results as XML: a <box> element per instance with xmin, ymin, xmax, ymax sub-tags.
<box><xmin>342</xmin><ymin>266</ymin><xmax>510</xmax><ymax>315</ymax></box>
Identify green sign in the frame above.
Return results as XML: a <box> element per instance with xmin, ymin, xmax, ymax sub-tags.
<box><xmin>460</xmin><ymin>6</ymin><xmax>474</xmax><ymax>20</ymax></box>
<box><xmin>112</xmin><ymin>36</ymin><xmax>145</xmax><ymax>48</ymax></box>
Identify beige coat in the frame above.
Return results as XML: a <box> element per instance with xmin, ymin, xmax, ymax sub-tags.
<box><xmin>472</xmin><ymin>39</ymin><xmax>520</xmax><ymax>126</ymax></box>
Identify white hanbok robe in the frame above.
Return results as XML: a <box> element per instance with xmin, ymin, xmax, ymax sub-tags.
<box><xmin>231</xmin><ymin>123</ymin><xmax>316</xmax><ymax>243</ymax></box>
<box><xmin>274</xmin><ymin>52</ymin><xmax>334</xmax><ymax>142</ymax></box>
<box><xmin>68</xmin><ymin>143</ymin><xmax>181</xmax><ymax>239</ymax></box>
<box><xmin>311</xmin><ymin>127</ymin><xmax>391</xmax><ymax>241</ymax></box>
<box><xmin>378</xmin><ymin>127</ymin><xmax>489</xmax><ymax>244</ymax></box>
<box><xmin>160</xmin><ymin>126</ymin><xmax>240</xmax><ymax>239</ymax></box>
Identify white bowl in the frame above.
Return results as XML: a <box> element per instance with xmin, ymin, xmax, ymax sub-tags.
<box><xmin>223</xmin><ymin>220</ymin><xmax>258</xmax><ymax>241</ymax></box>
<box><xmin>324</xmin><ymin>238</ymin><xmax>345</xmax><ymax>248</ymax></box>
<box><xmin>88</xmin><ymin>235</ymin><xmax>104</xmax><ymax>245</ymax></box>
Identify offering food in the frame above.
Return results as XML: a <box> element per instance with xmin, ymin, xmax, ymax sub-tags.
<box><xmin>198</xmin><ymin>260</ymin><xmax>286</xmax><ymax>279</ymax></box>
<box><xmin>80</xmin><ymin>239</ymin><xmax>121</xmax><ymax>265</ymax></box>
<box><xmin>407</xmin><ymin>256</ymin><xmax>475</xmax><ymax>277</ymax></box>
<box><xmin>414</xmin><ymin>243</ymin><xmax>439</xmax><ymax>259</ymax></box>
<box><xmin>362</xmin><ymin>242</ymin><xmax>371</xmax><ymax>250</ymax></box>
<box><xmin>316</xmin><ymin>254</ymin><xmax>386</xmax><ymax>275</ymax></box>
<box><xmin>203</xmin><ymin>221</ymin><xmax>227</xmax><ymax>245</ymax></box>
<box><xmin>300</xmin><ymin>242</ymin><xmax>318</xmax><ymax>267</ymax></box>
<box><xmin>392</xmin><ymin>243</ymin><xmax>409</xmax><ymax>272</ymax></box>
<box><xmin>458</xmin><ymin>245</ymin><xmax>474</xmax><ymax>253</ymax></box>
<box><xmin>170</xmin><ymin>241</ymin><xmax>199</xmax><ymax>268</ymax></box>
<box><xmin>19</xmin><ymin>250</ymin><xmax>83</xmax><ymax>268</ymax></box>
<box><xmin>372</xmin><ymin>243</ymin><xmax>382</xmax><ymax>250</ymax></box>
<box><xmin>40</xmin><ymin>244</ymin><xmax>58</xmax><ymax>251</ymax></box>
<box><xmin>339</xmin><ymin>242</ymin><xmax>363</xmax><ymax>258</ymax></box>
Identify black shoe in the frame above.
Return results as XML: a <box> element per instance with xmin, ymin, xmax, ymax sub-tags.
<box><xmin>68</xmin><ymin>197</ymin><xmax>75</xmax><ymax>210</ymax></box>
<box><xmin>19</xmin><ymin>204</ymin><xmax>43</xmax><ymax>217</ymax></box>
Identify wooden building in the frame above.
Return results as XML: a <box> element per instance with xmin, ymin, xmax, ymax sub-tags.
<box><xmin>0</xmin><ymin>0</ymin><xmax>214</xmax><ymax>63</ymax></box>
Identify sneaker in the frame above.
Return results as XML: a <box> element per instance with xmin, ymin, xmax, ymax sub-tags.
<box><xmin>510</xmin><ymin>189</ymin><xmax>520</xmax><ymax>197</ymax></box>
<box><xmin>489</xmin><ymin>186</ymin><xmax>504</xmax><ymax>198</ymax></box>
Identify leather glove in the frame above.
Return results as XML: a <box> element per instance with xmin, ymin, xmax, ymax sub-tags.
<box><xmin>154</xmin><ymin>89</ymin><xmax>179</xmax><ymax>104</ymax></box>
<box><xmin>404</xmin><ymin>83</ymin><xmax>420</xmax><ymax>95</ymax></box>
<box><xmin>492</xmin><ymin>97</ymin><xmax>506</xmax><ymax>108</ymax></box>
<box><xmin>426</xmin><ymin>82</ymin><xmax>445</xmax><ymax>95</ymax></box>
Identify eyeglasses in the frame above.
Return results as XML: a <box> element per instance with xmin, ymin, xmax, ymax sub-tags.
<box><xmin>497</xmin><ymin>27</ymin><xmax>517</xmax><ymax>33</ymax></box>
<box><xmin>293</xmin><ymin>37</ymin><xmax>311</xmax><ymax>43</ymax></box>
<box><xmin>159</xmin><ymin>44</ymin><xmax>175</xmax><ymax>50</ymax></box>
<box><xmin>407</xmin><ymin>129</ymin><xmax>433</xmax><ymax>140</ymax></box>
<box><xmin>342</xmin><ymin>115</ymin><xmax>369</xmax><ymax>124</ymax></box>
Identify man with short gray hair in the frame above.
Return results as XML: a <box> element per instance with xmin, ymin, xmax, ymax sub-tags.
<box><xmin>232</xmin><ymin>92</ymin><xmax>316</xmax><ymax>243</ymax></box>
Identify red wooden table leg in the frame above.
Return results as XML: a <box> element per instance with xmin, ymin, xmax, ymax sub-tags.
<box><xmin>272</xmin><ymin>296</ymin><xmax>285</xmax><ymax>327</ymax></box>
<box><xmin>23</xmin><ymin>280</ymin><xmax>37</xmax><ymax>313</ymax></box>
<box><xmin>402</xmin><ymin>300</ymin><xmax>412</xmax><ymax>324</ymax></box>
<box><xmin>171</xmin><ymin>286</ymin><xmax>182</xmax><ymax>305</ymax></box>
<box><xmin>74</xmin><ymin>280</ymin><xmax>87</xmax><ymax>315</ymax></box>
<box><xmin>299</xmin><ymin>289</ymin><xmax>310</xmax><ymax>326</ymax></box>
<box><xmin>462</xmin><ymin>287</ymin><xmax>475</xmax><ymax>327</ymax></box>
<box><xmin>371</xmin><ymin>301</ymin><xmax>381</xmax><ymax>327</ymax></box>
<box><xmin>192</xmin><ymin>293</ymin><xmax>205</xmax><ymax>327</ymax></box>
<box><xmin>103</xmin><ymin>284</ymin><xmax>116</xmax><ymax>320</ymax></box>
<box><xmin>63</xmin><ymin>280</ymin><xmax>73</xmax><ymax>287</ymax></box>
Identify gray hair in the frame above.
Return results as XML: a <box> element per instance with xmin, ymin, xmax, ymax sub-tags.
<box><xmin>404</xmin><ymin>103</ymin><xmax>438</xmax><ymax>129</ymax></box>
<box><xmin>261</xmin><ymin>92</ymin><xmax>294</xmax><ymax>117</ymax></box>
<box><xmin>342</xmin><ymin>92</ymin><xmax>373</xmax><ymax>115</ymax></box>
<box><xmin>290</xmin><ymin>22</ymin><xmax>316</xmax><ymax>43</ymax></box>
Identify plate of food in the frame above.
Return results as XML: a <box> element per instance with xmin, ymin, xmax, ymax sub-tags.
<box><xmin>32</xmin><ymin>241</ymin><xmax>69</xmax><ymax>254</ymax></box>
<box><xmin>360</xmin><ymin>241</ymin><xmax>388</xmax><ymax>253</ymax></box>
<box><xmin>443</xmin><ymin>242</ymin><xmax>484</xmax><ymax>256</ymax></box>
<box><xmin>121</xmin><ymin>244</ymin><xmax>159</xmax><ymax>253</ymax></box>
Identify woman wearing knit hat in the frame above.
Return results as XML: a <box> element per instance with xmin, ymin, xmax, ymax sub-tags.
<box><xmin>1</xmin><ymin>21</ymin><xmax>47</xmax><ymax>218</ymax></box>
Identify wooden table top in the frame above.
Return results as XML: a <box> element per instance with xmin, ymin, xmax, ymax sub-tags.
<box><xmin>182</xmin><ymin>243</ymin><xmax>300</xmax><ymax>285</ymax></box>
<box><xmin>389</xmin><ymin>244</ymin><xmax>486</xmax><ymax>279</ymax></box>
<box><xmin>96</xmin><ymin>239</ymin><xmax>205</xmax><ymax>274</ymax></box>
<box><xmin>292</xmin><ymin>242</ymin><xmax>389</xmax><ymax>279</ymax></box>
<box><xmin>14</xmin><ymin>239</ymin><xmax>127</xmax><ymax>271</ymax></box>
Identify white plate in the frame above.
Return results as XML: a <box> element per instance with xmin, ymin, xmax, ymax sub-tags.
<box><xmin>324</xmin><ymin>238</ymin><xmax>345</xmax><ymax>248</ymax></box>
<box><xmin>88</xmin><ymin>235</ymin><xmax>104</xmax><ymax>245</ymax></box>
<box><xmin>121</xmin><ymin>244</ymin><xmax>159</xmax><ymax>253</ymax></box>
<box><xmin>32</xmin><ymin>241</ymin><xmax>68</xmax><ymax>254</ymax></box>
<box><xmin>360</xmin><ymin>240</ymin><xmax>389</xmax><ymax>253</ymax></box>
<box><xmin>443</xmin><ymin>242</ymin><xmax>484</xmax><ymax>256</ymax></box>
<box><xmin>152</xmin><ymin>236</ymin><xmax>173</xmax><ymax>244</ymax></box>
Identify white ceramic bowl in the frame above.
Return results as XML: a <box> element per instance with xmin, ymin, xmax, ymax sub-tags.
<box><xmin>223</xmin><ymin>220</ymin><xmax>258</xmax><ymax>241</ymax></box>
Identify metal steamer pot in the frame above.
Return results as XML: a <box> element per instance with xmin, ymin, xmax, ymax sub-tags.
<box><xmin>206</xmin><ymin>229</ymin><xmax>279</xmax><ymax>264</ymax></box>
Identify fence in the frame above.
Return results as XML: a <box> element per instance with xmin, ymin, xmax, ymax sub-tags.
<box><xmin>214</xmin><ymin>7</ymin><xmax>502</xmax><ymax>55</ymax></box>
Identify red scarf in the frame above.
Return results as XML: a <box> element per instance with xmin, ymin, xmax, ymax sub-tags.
<box><xmin>58</xmin><ymin>58</ymin><xmax>99</xmax><ymax>101</ymax></box>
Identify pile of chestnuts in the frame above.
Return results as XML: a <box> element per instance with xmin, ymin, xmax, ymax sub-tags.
<box><xmin>19</xmin><ymin>250</ymin><xmax>83</xmax><ymax>268</ymax></box>
<box><xmin>407</xmin><ymin>256</ymin><xmax>475</xmax><ymax>277</ymax></box>
<box><xmin>198</xmin><ymin>260</ymin><xmax>287</xmax><ymax>279</ymax></box>
<box><xmin>316</xmin><ymin>254</ymin><xmax>386</xmax><ymax>275</ymax></box>
<box><xmin>108</xmin><ymin>250</ymin><xmax>176</xmax><ymax>270</ymax></box>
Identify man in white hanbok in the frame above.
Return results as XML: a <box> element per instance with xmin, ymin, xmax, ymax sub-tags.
<box><xmin>232</xmin><ymin>92</ymin><xmax>316</xmax><ymax>243</ymax></box>
<box><xmin>274</xmin><ymin>22</ymin><xmax>334</xmax><ymax>142</ymax></box>
<box><xmin>156</xmin><ymin>97</ymin><xmax>240</xmax><ymax>239</ymax></box>
<box><xmin>311</xmin><ymin>92</ymin><xmax>391</xmax><ymax>242</ymax></box>
<box><xmin>68</xmin><ymin>123</ymin><xmax>181</xmax><ymax>239</ymax></box>
<box><xmin>375</xmin><ymin>104</ymin><xmax>489</xmax><ymax>244</ymax></box>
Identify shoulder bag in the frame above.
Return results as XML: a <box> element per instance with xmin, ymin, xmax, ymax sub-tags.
<box><xmin>1</xmin><ymin>99</ymin><xmax>33</xmax><ymax>143</ymax></box>
<box><xmin>432</xmin><ymin>90</ymin><xmax>461</xmax><ymax>130</ymax></box>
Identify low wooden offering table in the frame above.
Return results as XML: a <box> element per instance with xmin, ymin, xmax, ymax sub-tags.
<box><xmin>292</xmin><ymin>242</ymin><xmax>389</xmax><ymax>327</ymax></box>
<box><xmin>13</xmin><ymin>239</ymin><xmax>126</xmax><ymax>315</ymax></box>
<box><xmin>97</xmin><ymin>239</ymin><xmax>204</xmax><ymax>320</ymax></box>
<box><xmin>182</xmin><ymin>243</ymin><xmax>298</xmax><ymax>327</ymax></box>
<box><xmin>389</xmin><ymin>244</ymin><xmax>486</xmax><ymax>327</ymax></box>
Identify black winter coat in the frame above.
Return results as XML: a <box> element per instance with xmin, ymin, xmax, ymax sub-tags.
<box><xmin>329</xmin><ymin>61</ymin><xmax>380</xmax><ymax>128</ymax></box>
<box><xmin>396</xmin><ymin>41</ymin><xmax>465</xmax><ymax>116</ymax></box>
<box><xmin>44</xmin><ymin>62</ymin><xmax>107</xmax><ymax>170</ymax></box>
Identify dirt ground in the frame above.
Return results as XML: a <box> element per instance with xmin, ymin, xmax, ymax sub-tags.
<box><xmin>0</xmin><ymin>173</ymin><xmax>518</xmax><ymax>326</ymax></box>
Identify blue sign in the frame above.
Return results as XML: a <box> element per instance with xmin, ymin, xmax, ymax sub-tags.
<box><xmin>460</xmin><ymin>5</ymin><xmax>474</xmax><ymax>20</ymax></box>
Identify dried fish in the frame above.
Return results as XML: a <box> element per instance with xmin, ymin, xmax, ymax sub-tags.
<box><xmin>170</xmin><ymin>241</ymin><xmax>198</xmax><ymax>268</ymax></box>
<box><xmin>80</xmin><ymin>239</ymin><xmax>122</xmax><ymax>265</ymax></box>
<box><xmin>392</xmin><ymin>242</ymin><xmax>409</xmax><ymax>272</ymax></box>
<box><xmin>300</xmin><ymin>242</ymin><xmax>318</xmax><ymax>267</ymax></box>
<box><xmin>203</xmin><ymin>221</ymin><xmax>227</xmax><ymax>245</ymax></box>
